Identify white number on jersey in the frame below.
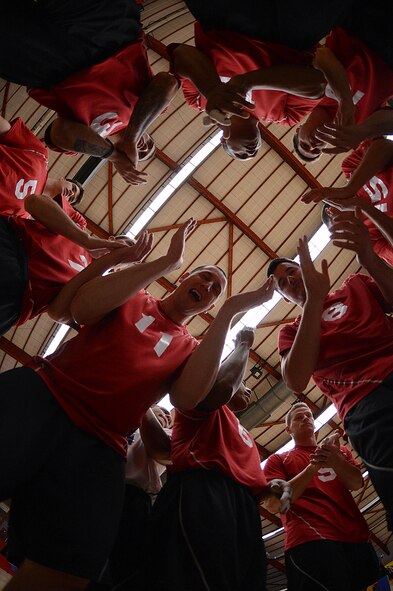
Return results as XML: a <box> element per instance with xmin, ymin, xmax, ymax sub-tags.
<box><xmin>325</xmin><ymin>85</ymin><xmax>365</xmax><ymax>107</ymax></box>
<box><xmin>237</xmin><ymin>420</ymin><xmax>253</xmax><ymax>448</ymax></box>
<box><xmin>68</xmin><ymin>254</ymin><xmax>89</xmax><ymax>273</ymax></box>
<box><xmin>317</xmin><ymin>467</ymin><xmax>337</xmax><ymax>482</ymax></box>
<box><xmin>90</xmin><ymin>113</ymin><xmax>124</xmax><ymax>137</ymax></box>
<box><xmin>15</xmin><ymin>179</ymin><xmax>38</xmax><ymax>200</ymax></box>
<box><xmin>363</xmin><ymin>175</ymin><xmax>388</xmax><ymax>212</ymax></box>
<box><xmin>135</xmin><ymin>313</ymin><xmax>173</xmax><ymax>358</ymax></box>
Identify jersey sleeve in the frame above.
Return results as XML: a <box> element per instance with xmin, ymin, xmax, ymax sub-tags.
<box><xmin>264</xmin><ymin>453</ymin><xmax>287</xmax><ymax>481</ymax></box>
<box><xmin>167</xmin><ymin>42</ymin><xmax>206</xmax><ymax>112</ymax></box>
<box><xmin>1</xmin><ymin>118</ymin><xmax>48</xmax><ymax>159</ymax></box>
<box><xmin>278</xmin><ymin>320</ymin><xmax>299</xmax><ymax>357</ymax></box>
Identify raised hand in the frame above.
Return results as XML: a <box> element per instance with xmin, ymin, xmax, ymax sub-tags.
<box><xmin>233</xmin><ymin>327</ymin><xmax>255</xmax><ymax>349</ymax></box>
<box><xmin>117</xmin><ymin>231</ymin><xmax>154</xmax><ymax>264</ymax></box>
<box><xmin>164</xmin><ymin>218</ymin><xmax>197</xmax><ymax>271</ymax></box>
<box><xmin>301</xmin><ymin>185</ymin><xmax>355</xmax><ymax>205</ymax></box>
<box><xmin>267</xmin><ymin>479</ymin><xmax>292</xmax><ymax>514</ymax></box>
<box><xmin>315</xmin><ymin>122</ymin><xmax>366</xmax><ymax>154</ymax></box>
<box><xmin>297</xmin><ymin>236</ymin><xmax>330</xmax><ymax>304</ymax></box>
<box><xmin>110</xmin><ymin>147</ymin><xmax>147</xmax><ymax>185</ymax></box>
<box><xmin>205</xmin><ymin>81</ymin><xmax>254</xmax><ymax>124</ymax></box>
<box><xmin>329</xmin><ymin>208</ymin><xmax>375</xmax><ymax>266</ymax></box>
<box><xmin>223</xmin><ymin>275</ymin><xmax>276</xmax><ymax>317</ymax></box>
<box><xmin>322</xmin><ymin>195</ymin><xmax>363</xmax><ymax>213</ymax></box>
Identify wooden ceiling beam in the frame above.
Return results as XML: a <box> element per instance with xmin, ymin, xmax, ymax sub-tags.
<box><xmin>155</xmin><ymin>148</ymin><xmax>279</xmax><ymax>259</ymax></box>
<box><xmin>0</xmin><ymin>337</ymin><xmax>33</xmax><ymax>365</ymax></box>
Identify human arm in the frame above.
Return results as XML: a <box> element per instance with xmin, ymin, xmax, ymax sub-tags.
<box><xmin>23</xmin><ymin>194</ymin><xmax>126</xmax><ymax>251</ymax></box>
<box><xmin>261</xmin><ymin>479</ymin><xmax>292</xmax><ymax>514</ymax></box>
<box><xmin>169</xmin><ymin>277</ymin><xmax>276</xmax><ymax>410</ymax></box>
<box><xmin>329</xmin><ymin>209</ymin><xmax>393</xmax><ymax>304</ymax></box>
<box><xmin>49</xmin><ymin>118</ymin><xmax>147</xmax><ymax>185</ymax></box>
<box><xmin>301</xmin><ymin>138</ymin><xmax>393</xmax><ymax>204</ymax></box>
<box><xmin>69</xmin><ymin>218</ymin><xmax>196</xmax><ymax>325</ymax></box>
<box><xmin>264</xmin><ymin>454</ymin><xmax>317</xmax><ymax>513</ymax></box>
<box><xmin>0</xmin><ymin>116</ymin><xmax>11</xmax><ymax>135</ymax></box>
<box><xmin>281</xmin><ymin>238</ymin><xmax>330</xmax><ymax>392</ymax></box>
<box><xmin>171</xmin><ymin>43</ymin><xmax>255</xmax><ymax>122</ymax></box>
<box><xmin>47</xmin><ymin>232</ymin><xmax>153</xmax><ymax>324</ymax></box>
<box><xmin>315</xmin><ymin>109</ymin><xmax>393</xmax><ymax>154</ymax></box>
<box><xmin>196</xmin><ymin>327</ymin><xmax>255</xmax><ymax>411</ymax></box>
<box><xmin>139</xmin><ymin>408</ymin><xmax>172</xmax><ymax>465</ymax></box>
<box><xmin>310</xmin><ymin>433</ymin><xmax>363</xmax><ymax>490</ymax></box>
<box><xmin>312</xmin><ymin>47</ymin><xmax>354</xmax><ymax>126</ymax></box>
<box><xmin>114</xmin><ymin>72</ymin><xmax>178</xmax><ymax>170</ymax></box>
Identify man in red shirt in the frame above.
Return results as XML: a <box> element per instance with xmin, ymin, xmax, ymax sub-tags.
<box><xmin>0</xmin><ymin>115</ymin><xmax>84</xmax><ymax>218</ymax></box>
<box><xmin>264</xmin><ymin>402</ymin><xmax>379</xmax><ymax>590</ymax></box>
<box><xmin>171</xmin><ymin>24</ymin><xmax>393</xmax><ymax>161</ymax></box>
<box><xmin>0</xmin><ymin>192</ymin><xmax>139</xmax><ymax>336</ymax></box>
<box><xmin>267</xmin><ymin>226</ymin><xmax>393</xmax><ymax>534</ymax></box>
<box><xmin>0</xmin><ymin>220</ymin><xmax>278</xmax><ymax>590</ymax></box>
<box><xmin>28</xmin><ymin>38</ymin><xmax>179</xmax><ymax>186</ymax></box>
<box><xmin>143</xmin><ymin>326</ymin><xmax>291</xmax><ymax>591</ymax></box>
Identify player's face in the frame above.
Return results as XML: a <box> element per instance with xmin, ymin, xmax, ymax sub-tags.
<box><xmin>152</xmin><ymin>407</ymin><xmax>172</xmax><ymax>428</ymax></box>
<box><xmin>287</xmin><ymin>407</ymin><xmax>315</xmax><ymax>439</ymax></box>
<box><xmin>228</xmin><ymin>383</ymin><xmax>252</xmax><ymax>412</ymax></box>
<box><xmin>273</xmin><ymin>262</ymin><xmax>306</xmax><ymax>307</ymax></box>
<box><xmin>177</xmin><ymin>266</ymin><xmax>227</xmax><ymax>314</ymax></box>
<box><xmin>58</xmin><ymin>178</ymin><xmax>81</xmax><ymax>204</ymax></box>
<box><xmin>220</xmin><ymin>117</ymin><xmax>261</xmax><ymax>160</ymax></box>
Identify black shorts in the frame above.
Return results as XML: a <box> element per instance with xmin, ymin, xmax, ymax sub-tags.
<box><xmin>1</xmin><ymin>0</ymin><xmax>141</xmax><ymax>88</ymax></box>
<box><xmin>143</xmin><ymin>469</ymin><xmax>267</xmax><ymax>591</ymax></box>
<box><xmin>185</xmin><ymin>0</ymin><xmax>356</xmax><ymax>49</ymax></box>
<box><xmin>286</xmin><ymin>539</ymin><xmax>380</xmax><ymax>591</ymax></box>
<box><xmin>0</xmin><ymin>366</ymin><xmax>125</xmax><ymax>582</ymax></box>
<box><xmin>0</xmin><ymin>217</ymin><xmax>28</xmax><ymax>337</ymax></box>
<box><xmin>345</xmin><ymin>373</ymin><xmax>393</xmax><ymax>531</ymax></box>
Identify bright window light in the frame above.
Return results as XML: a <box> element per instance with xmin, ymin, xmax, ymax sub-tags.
<box><xmin>42</xmin><ymin>324</ymin><xmax>70</xmax><ymax>357</ymax></box>
<box><xmin>262</xmin><ymin>526</ymin><xmax>284</xmax><ymax>541</ymax></box>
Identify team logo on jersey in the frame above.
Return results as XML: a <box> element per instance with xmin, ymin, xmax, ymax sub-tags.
<box><xmin>135</xmin><ymin>313</ymin><xmax>174</xmax><ymax>357</ymax></box>
<box><xmin>68</xmin><ymin>254</ymin><xmax>89</xmax><ymax>273</ymax></box>
<box><xmin>363</xmin><ymin>175</ymin><xmax>388</xmax><ymax>211</ymax></box>
<box><xmin>322</xmin><ymin>302</ymin><xmax>347</xmax><ymax>322</ymax></box>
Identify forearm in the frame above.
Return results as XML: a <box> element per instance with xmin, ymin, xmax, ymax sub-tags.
<box><xmin>282</xmin><ymin>300</ymin><xmax>324</xmax><ymax>392</ymax></box>
<box><xmin>242</xmin><ymin>65</ymin><xmax>325</xmax><ymax>99</ymax></box>
<box><xmin>47</xmin><ymin>249</ymin><xmax>131</xmax><ymax>324</ymax></box>
<box><xmin>140</xmin><ymin>409</ymin><xmax>171</xmax><ymax>463</ymax></box>
<box><xmin>332</xmin><ymin>456</ymin><xmax>363</xmax><ymax>490</ymax></box>
<box><xmin>347</xmin><ymin>139</ymin><xmax>393</xmax><ymax>194</ymax></box>
<box><xmin>50</xmin><ymin>117</ymin><xmax>114</xmax><ymax>158</ymax></box>
<box><xmin>313</xmin><ymin>47</ymin><xmax>352</xmax><ymax>105</ymax></box>
<box><xmin>360</xmin><ymin>250</ymin><xmax>393</xmax><ymax>305</ymax></box>
<box><xmin>172</xmin><ymin>44</ymin><xmax>222</xmax><ymax>98</ymax></box>
<box><xmin>24</xmin><ymin>194</ymin><xmax>87</xmax><ymax>246</ymax></box>
<box><xmin>170</xmin><ymin>305</ymin><xmax>238</xmax><ymax>410</ymax></box>
<box><xmin>197</xmin><ymin>342</ymin><xmax>251</xmax><ymax>411</ymax></box>
<box><xmin>122</xmin><ymin>72</ymin><xmax>178</xmax><ymax>143</ymax></box>
<box><xmin>356</xmin><ymin>109</ymin><xmax>393</xmax><ymax>140</ymax></box>
<box><xmin>265</xmin><ymin>464</ymin><xmax>317</xmax><ymax>513</ymax></box>
<box><xmin>360</xmin><ymin>201</ymin><xmax>393</xmax><ymax>246</ymax></box>
<box><xmin>70</xmin><ymin>255</ymin><xmax>174</xmax><ymax>324</ymax></box>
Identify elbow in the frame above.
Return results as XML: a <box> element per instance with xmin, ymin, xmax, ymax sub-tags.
<box><xmin>24</xmin><ymin>194</ymin><xmax>44</xmax><ymax>217</ymax></box>
<box><xmin>283</xmin><ymin>372</ymin><xmax>309</xmax><ymax>394</ymax></box>
<box><xmin>351</xmin><ymin>474</ymin><xmax>365</xmax><ymax>491</ymax></box>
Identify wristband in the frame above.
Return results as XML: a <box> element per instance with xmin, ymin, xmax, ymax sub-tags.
<box><xmin>103</xmin><ymin>138</ymin><xmax>115</xmax><ymax>159</ymax></box>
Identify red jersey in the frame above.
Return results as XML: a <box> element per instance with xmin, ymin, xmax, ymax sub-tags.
<box><xmin>264</xmin><ymin>446</ymin><xmax>370</xmax><ymax>550</ymax></box>
<box><xmin>169</xmin><ymin>22</ymin><xmax>320</xmax><ymax>126</ymax></box>
<box><xmin>342</xmin><ymin>141</ymin><xmax>393</xmax><ymax>265</ymax></box>
<box><xmin>0</xmin><ymin>118</ymin><xmax>48</xmax><ymax>217</ymax></box>
<box><xmin>8</xmin><ymin>204</ymin><xmax>92</xmax><ymax>325</ymax></box>
<box><xmin>35</xmin><ymin>291</ymin><xmax>198</xmax><ymax>456</ymax></box>
<box><xmin>28</xmin><ymin>35</ymin><xmax>154</xmax><ymax>145</ymax></box>
<box><xmin>279</xmin><ymin>274</ymin><xmax>393</xmax><ymax>421</ymax></box>
<box><xmin>169</xmin><ymin>405</ymin><xmax>268</xmax><ymax>497</ymax></box>
<box><xmin>320</xmin><ymin>28</ymin><xmax>393</xmax><ymax>124</ymax></box>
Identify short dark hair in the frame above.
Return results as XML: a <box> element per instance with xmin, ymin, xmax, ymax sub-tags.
<box><xmin>267</xmin><ymin>258</ymin><xmax>299</xmax><ymax>277</ymax></box>
<box><xmin>285</xmin><ymin>402</ymin><xmax>311</xmax><ymax>427</ymax></box>
<box><xmin>292</xmin><ymin>132</ymin><xmax>320</xmax><ymax>163</ymax></box>
<box><xmin>66</xmin><ymin>178</ymin><xmax>84</xmax><ymax>205</ymax></box>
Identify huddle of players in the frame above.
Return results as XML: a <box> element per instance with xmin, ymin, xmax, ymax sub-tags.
<box><xmin>1</xmin><ymin>0</ymin><xmax>393</xmax><ymax>589</ymax></box>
